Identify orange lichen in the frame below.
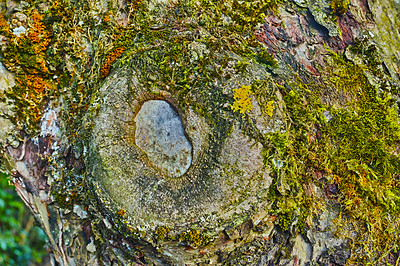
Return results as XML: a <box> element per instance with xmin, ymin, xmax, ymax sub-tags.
<box><xmin>0</xmin><ymin>13</ymin><xmax>10</xmax><ymax>33</ymax></box>
<box><xmin>116</xmin><ymin>208</ymin><xmax>126</xmax><ymax>216</ymax></box>
<box><xmin>27</xmin><ymin>10</ymin><xmax>51</xmax><ymax>72</ymax></box>
<box><xmin>14</xmin><ymin>73</ymin><xmax>53</xmax><ymax>124</ymax></box>
<box><xmin>103</xmin><ymin>12</ymin><xmax>112</xmax><ymax>23</ymax></box>
<box><xmin>3</xmin><ymin>8</ymin><xmax>55</xmax><ymax>134</ymax></box>
<box><xmin>28</xmin><ymin>11</ymin><xmax>51</xmax><ymax>46</ymax></box>
<box><xmin>101</xmin><ymin>47</ymin><xmax>126</xmax><ymax>78</ymax></box>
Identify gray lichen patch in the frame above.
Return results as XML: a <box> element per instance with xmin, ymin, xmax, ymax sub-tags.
<box><xmin>134</xmin><ymin>100</ymin><xmax>192</xmax><ymax>177</ymax></box>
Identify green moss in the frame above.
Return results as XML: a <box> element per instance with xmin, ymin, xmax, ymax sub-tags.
<box><xmin>277</xmin><ymin>211</ymin><xmax>293</xmax><ymax>232</ymax></box>
<box><xmin>3</xmin><ymin>0</ymin><xmax>278</xmax><ymax>136</ymax></box>
<box><xmin>264</xmin><ymin>48</ymin><xmax>400</xmax><ymax>262</ymax></box>
<box><xmin>256</xmin><ymin>48</ymin><xmax>278</xmax><ymax>67</ymax></box>
<box><xmin>52</xmin><ymin>191</ymin><xmax>76</xmax><ymax>210</ymax></box>
<box><xmin>51</xmin><ymin>171</ymin><xmax>86</xmax><ymax>210</ymax></box>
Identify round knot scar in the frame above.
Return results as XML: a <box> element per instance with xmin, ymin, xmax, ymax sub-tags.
<box><xmin>134</xmin><ymin>100</ymin><xmax>193</xmax><ymax>177</ymax></box>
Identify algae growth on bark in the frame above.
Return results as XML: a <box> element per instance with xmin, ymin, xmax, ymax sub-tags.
<box><xmin>0</xmin><ymin>0</ymin><xmax>400</xmax><ymax>265</ymax></box>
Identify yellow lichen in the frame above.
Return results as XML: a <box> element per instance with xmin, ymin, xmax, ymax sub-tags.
<box><xmin>155</xmin><ymin>226</ymin><xmax>170</xmax><ymax>242</ymax></box>
<box><xmin>178</xmin><ymin>229</ymin><xmax>209</xmax><ymax>247</ymax></box>
<box><xmin>231</xmin><ymin>84</ymin><xmax>253</xmax><ymax>114</ymax></box>
<box><xmin>265</xmin><ymin>100</ymin><xmax>275</xmax><ymax>117</ymax></box>
<box><xmin>330</xmin><ymin>0</ymin><xmax>349</xmax><ymax>16</ymax></box>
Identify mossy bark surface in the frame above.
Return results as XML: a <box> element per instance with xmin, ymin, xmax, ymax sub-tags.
<box><xmin>1</xmin><ymin>0</ymin><xmax>400</xmax><ymax>265</ymax></box>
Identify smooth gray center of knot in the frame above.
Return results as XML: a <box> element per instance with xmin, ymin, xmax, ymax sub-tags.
<box><xmin>134</xmin><ymin>100</ymin><xmax>192</xmax><ymax>177</ymax></box>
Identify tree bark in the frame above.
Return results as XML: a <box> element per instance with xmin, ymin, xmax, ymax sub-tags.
<box><xmin>1</xmin><ymin>0</ymin><xmax>400</xmax><ymax>265</ymax></box>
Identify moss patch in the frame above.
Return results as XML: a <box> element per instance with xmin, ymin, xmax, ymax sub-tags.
<box><xmin>265</xmin><ymin>44</ymin><xmax>400</xmax><ymax>263</ymax></box>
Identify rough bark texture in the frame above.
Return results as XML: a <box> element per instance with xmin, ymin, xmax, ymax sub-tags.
<box><xmin>1</xmin><ymin>0</ymin><xmax>400</xmax><ymax>265</ymax></box>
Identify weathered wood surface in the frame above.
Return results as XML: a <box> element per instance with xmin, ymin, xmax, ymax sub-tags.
<box><xmin>1</xmin><ymin>0</ymin><xmax>400</xmax><ymax>265</ymax></box>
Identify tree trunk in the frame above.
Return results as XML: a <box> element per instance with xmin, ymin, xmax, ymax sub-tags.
<box><xmin>1</xmin><ymin>0</ymin><xmax>400</xmax><ymax>265</ymax></box>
